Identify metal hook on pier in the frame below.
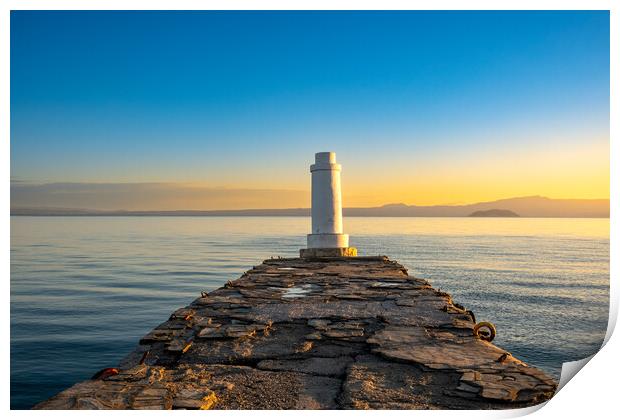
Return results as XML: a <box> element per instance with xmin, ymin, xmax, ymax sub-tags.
<box><xmin>466</xmin><ymin>310</ymin><xmax>476</xmax><ymax>323</ymax></box>
<box><xmin>473</xmin><ymin>321</ymin><xmax>496</xmax><ymax>342</ymax></box>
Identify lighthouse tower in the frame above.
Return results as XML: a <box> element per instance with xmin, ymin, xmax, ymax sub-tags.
<box><xmin>300</xmin><ymin>152</ymin><xmax>357</xmax><ymax>258</ymax></box>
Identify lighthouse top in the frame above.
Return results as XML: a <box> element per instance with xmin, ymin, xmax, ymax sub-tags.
<box><xmin>300</xmin><ymin>152</ymin><xmax>357</xmax><ymax>258</ymax></box>
<box><xmin>311</xmin><ymin>152</ymin><xmax>340</xmax><ymax>170</ymax></box>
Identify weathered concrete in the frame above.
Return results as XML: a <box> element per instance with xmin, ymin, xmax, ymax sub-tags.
<box><xmin>34</xmin><ymin>256</ymin><xmax>557</xmax><ymax>410</ymax></box>
<box><xmin>300</xmin><ymin>247</ymin><xmax>358</xmax><ymax>258</ymax></box>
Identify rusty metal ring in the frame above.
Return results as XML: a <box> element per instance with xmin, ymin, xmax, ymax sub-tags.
<box><xmin>91</xmin><ymin>367</ymin><xmax>119</xmax><ymax>380</ymax></box>
<box><xmin>473</xmin><ymin>321</ymin><xmax>496</xmax><ymax>342</ymax></box>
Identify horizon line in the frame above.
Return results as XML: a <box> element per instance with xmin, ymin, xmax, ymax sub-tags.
<box><xmin>10</xmin><ymin>195</ymin><xmax>611</xmax><ymax>215</ymax></box>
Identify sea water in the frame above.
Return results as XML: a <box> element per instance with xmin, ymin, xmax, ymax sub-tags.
<box><xmin>10</xmin><ymin>216</ymin><xmax>609</xmax><ymax>409</ymax></box>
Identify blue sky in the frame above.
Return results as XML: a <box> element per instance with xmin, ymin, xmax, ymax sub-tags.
<box><xmin>10</xmin><ymin>11</ymin><xmax>609</xmax><ymax>208</ymax></box>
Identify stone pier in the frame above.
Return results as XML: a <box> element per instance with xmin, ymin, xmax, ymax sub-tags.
<box><xmin>35</xmin><ymin>256</ymin><xmax>557</xmax><ymax>410</ymax></box>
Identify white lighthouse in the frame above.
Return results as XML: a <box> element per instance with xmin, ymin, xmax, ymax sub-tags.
<box><xmin>300</xmin><ymin>152</ymin><xmax>357</xmax><ymax>258</ymax></box>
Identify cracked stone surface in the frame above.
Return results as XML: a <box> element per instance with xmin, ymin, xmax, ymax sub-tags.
<box><xmin>34</xmin><ymin>256</ymin><xmax>557</xmax><ymax>410</ymax></box>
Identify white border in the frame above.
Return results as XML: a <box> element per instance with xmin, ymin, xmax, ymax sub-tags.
<box><xmin>2</xmin><ymin>2</ymin><xmax>616</xmax><ymax>419</ymax></box>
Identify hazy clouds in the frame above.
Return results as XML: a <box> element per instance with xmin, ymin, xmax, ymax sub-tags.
<box><xmin>11</xmin><ymin>182</ymin><xmax>309</xmax><ymax>211</ymax></box>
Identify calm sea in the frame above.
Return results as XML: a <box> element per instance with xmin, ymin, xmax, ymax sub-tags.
<box><xmin>10</xmin><ymin>216</ymin><xmax>609</xmax><ymax>409</ymax></box>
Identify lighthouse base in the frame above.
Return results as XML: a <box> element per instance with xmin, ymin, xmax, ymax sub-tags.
<box><xmin>307</xmin><ymin>233</ymin><xmax>349</xmax><ymax>248</ymax></box>
<box><xmin>300</xmin><ymin>247</ymin><xmax>358</xmax><ymax>258</ymax></box>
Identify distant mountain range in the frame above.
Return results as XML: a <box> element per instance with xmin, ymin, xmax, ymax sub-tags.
<box><xmin>11</xmin><ymin>196</ymin><xmax>609</xmax><ymax>218</ymax></box>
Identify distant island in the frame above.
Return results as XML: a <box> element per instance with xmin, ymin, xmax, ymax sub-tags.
<box><xmin>11</xmin><ymin>196</ymin><xmax>609</xmax><ymax>218</ymax></box>
<box><xmin>469</xmin><ymin>209</ymin><xmax>519</xmax><ymax>217</ymax></box>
